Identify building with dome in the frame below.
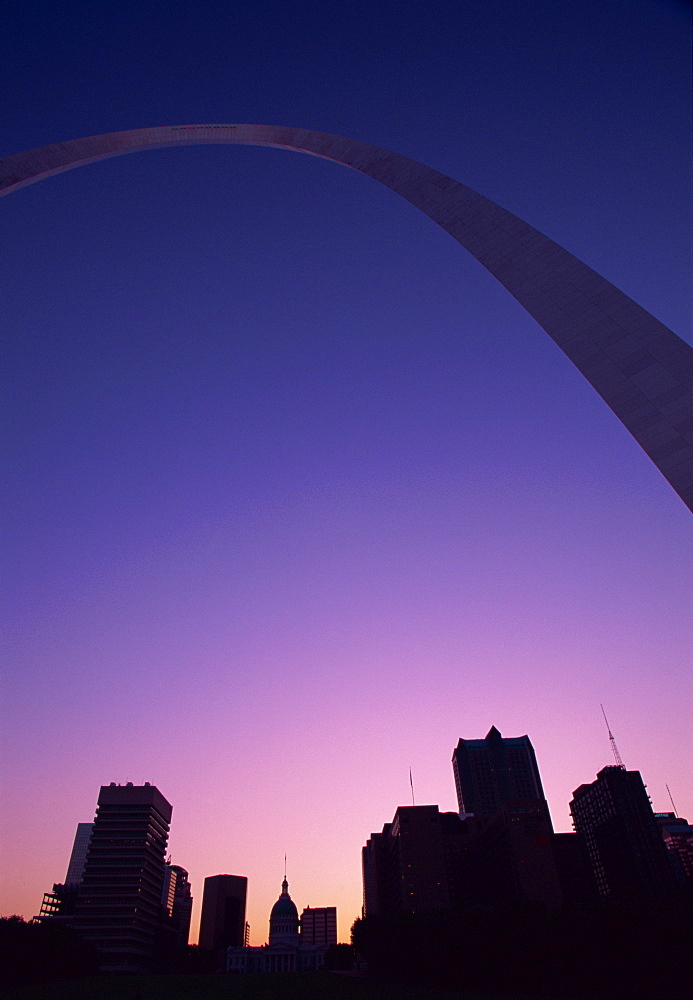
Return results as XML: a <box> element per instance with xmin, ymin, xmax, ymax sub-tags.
<box><xmin>226</xmin><ymin>876</ymin><xmax>334</xmax><ymax>973</ymax></box>
<box><xmin>268</xmin><ymin>877</ymin><xmax>300</xmax><ymax>946</ymax></box>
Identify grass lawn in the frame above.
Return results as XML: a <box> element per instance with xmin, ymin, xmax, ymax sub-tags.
<box><xmin>0</xmin><ymin>971</ymin><xmax>501</xmax><ymax>1000</ymax></box>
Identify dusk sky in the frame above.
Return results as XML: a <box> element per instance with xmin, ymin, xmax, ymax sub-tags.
<box><xmin>1</xmin><ymin>0</ymin><xmax>691</xmax><ymax>944</ymax></box>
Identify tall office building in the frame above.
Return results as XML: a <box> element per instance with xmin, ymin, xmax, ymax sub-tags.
<box><xmin>655</xmin><ymin>813</ymin><xmax>693</xmax><ymax>887</ymax></box>
<box><xmin>473</xmin><ymin>798</ymin><xmax>562</xmax><ymax>908</ymax></box>
<box><xmin>362</xmin><ymin>822</ymin><xmax>393</xmax><ymax>918</ymax></box>
<box><xmin>570</xmin><ymin>766</ymin><xmax>678</xmax><ymax>898</ymax></box>
<box><xmin>162</xmin><ymin>862</ymin><xmax>193</xmax><ymax>950</ymax></box>
<box><xmin>451</xmin><ymin>727</ymin><xmax>562</xmax><ymax>908</ymax></box>
<box><xmin>36</xmin><ymin>821</ymin><xmax>93</xmax><ymax>923</ymax></box>
<box><xmin>161</xmin><ymin>862</ymin><xmax>177</xmax><ymax>918</ymax></box>
<box><xmin>65</xmin><ymin>823</ymin><xmax>93</xmax><ymax>885</ymax></box>
<box><xmin>73</xmin><ymin>782</ymin><xmax>172</xmax><ymax>972</ymax></box>
<box><xmin>199</xmin><ymin>874</ymin><xmax>248</xmax><ymax>964</ymax></box>
<box><xmin>300</xmin><ymin>906</ymin><xmax>337</xmax><ymax>946</ymax></box>
<box><xmin>452</xmin><ymin>726</ymin><xmax>545</xmax><ymax>817</ymax></box>
<box><xmin>362</xmin><ymin>805</ymin><xmax>478</xmax><ymax>917</ymax></box>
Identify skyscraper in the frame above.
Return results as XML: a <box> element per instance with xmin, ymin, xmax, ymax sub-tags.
<box><xmin>65</xmin><ymin>823</ymin><xmax>93</xmax><ymax>886</ymax></box>
<box><xmin>73</xmin><ymin>782</ymin><xmax>172</xmax><ymax>972</ymax></box>
<box><xmin>451</xmin><ymin>727</ymin><xmax>562</xmax><ymax>908</ymax></box>
<box><xmin>570</xmin><ymin>766</ymin><xmax>678</xmax><ymax>898</ymax></box>
<box><xmin>655</xmin><ymin>813</ymin><xmax>693</xmax><ymax>887</ymax></box>
<box><xmin>362</xmin><ymin>822</ymin><xmax>393</xmax><ymax>918</ymax></box>
<box><xmin>36</xmin><ymin>821</ymin><xmax>93</xmax><ymax>923</ymax></box>
<box><xmin>162</xmin><ymin>862</ymin><xmax>193</xmax><ymax>950</ymax></box>
<box><xmin>199</xmin><ymin>874</ymin><xmax>248</xmax><ymax>965</ymax></box>
<box><xmin>452</xmin><ymin>725</ymin><xmax>545</xmax><ymax>818</ymax></box>
<box><xmin>362</xmin><ymin>805</ymin><xmax>477</xmax><ymax>917</ymax></box>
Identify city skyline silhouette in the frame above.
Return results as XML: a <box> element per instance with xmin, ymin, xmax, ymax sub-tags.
<box><xmin>1</xmin><ymin>0</ymin><xmax>690</xmax><ymax>946</ymax></box>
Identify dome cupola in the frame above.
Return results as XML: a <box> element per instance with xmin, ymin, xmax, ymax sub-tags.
<box><xmin>268</xmin><ymin>876</ymin><xmax>299</xmax><ymax>945</ymax></box>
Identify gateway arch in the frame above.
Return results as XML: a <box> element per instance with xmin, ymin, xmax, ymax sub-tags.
<box><xmin>2</xmin><ymin>124</ymin><xmax>691</xmax><ymax>511</ymax></box>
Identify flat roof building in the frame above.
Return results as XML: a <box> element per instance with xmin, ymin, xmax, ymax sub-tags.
<box><xmin>570</xmin><ymin>766</ymin><xmax>676</xmax><ymax>898</ymax></box>
<box><xmin>73</xmin><ymin>782</ymin><xmax>172</xmax><ymax>972</ymax></box>
<box><xmin>199</xmin><ymin>873</ymin><xmax>248</xmax><ymax>967</ymax></box>
<box><xmin>362</xmin><ymin>805</ymin><xmax>477</xmax><ymax>918</ymax></box>
<box><xmin>300</xmin><ymin>906</ymin><xmax>337</xmax><ymax>946</ymax></box>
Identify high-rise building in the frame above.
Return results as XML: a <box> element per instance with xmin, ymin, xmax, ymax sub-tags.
<box><xmin>451</xmin><ymin>727</ymin><xmax>562</xmax><ymax>908</ymax></box>
<box><xmin>472</xmin><ymin>798</ymin><xmax>562</xmax><ymax>908</ymax></box>
<box><xmin>452</xmin><ymin>725</ymin><xmax>545</xmax><ymax>818</ymax></box>
<box><xmin>199</xmin><ymin>874</ymin><xmax>248</xmax><ymax>965</ymax></box>
<box><xmin>570</xmin><ymin>766</ymin><xmax>676</xmax><ymax>898</ymax></box>
<box><xmin>36</xmin><ymin>882</ymin><xmax>79</xmax><ymax>923</ymax></box>
<box><xmin>161</xmin><ymin>862</ymin><xmax>177</xmax><ymax>918</ymax></box>
<box><xmin>162</xmin><ymin>862</ymin><xmax>193</xmax><ymax>950</ymax></box>
<box><xmin>655</xmin><ymin>813</ymin><xmax>693</xmax><ymax>887</ymax></box>
<box><xmin>300</xmin><ymin>906</ymin><xmax>337</xmax><ymax>946</ymax></box>
<box><xmin>362</xmin><ymin>822</ymin><xmax>393</xmax><ymax>918</ymax></box>
<box><xmin>73</xmin><ymin>782</ymin><xmax>172</xmax><ymax>972</ymax></box>
<box><xmin>362</xmin><ymin>805</ymin><xmax>477</xmax><ymax>918</ymax></box>
<box><xmin>65</xmin><ymin>823</ymin><xmax>93</xmax><ymax>885</ymax></box>
<box><xmin>36</xmin><ymin>821</ymin><xmax>93</xmax><ymax>923</ymax></box>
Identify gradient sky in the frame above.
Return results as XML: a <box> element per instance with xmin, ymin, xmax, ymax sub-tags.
<box><xmin>1</xmin><ymin>0</ymin><xmax>691</xmax><ymax>945</ymax></box>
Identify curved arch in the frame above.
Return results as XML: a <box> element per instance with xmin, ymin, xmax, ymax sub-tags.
<box><xmin>1</xmin><ymin>124</ymin><xmax>691</xmax><ymax>510</ymax></box>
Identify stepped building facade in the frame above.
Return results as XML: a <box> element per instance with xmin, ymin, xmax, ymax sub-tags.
<box><xmin>72</xmin><ymin>782</ymin><xmax>172</xmax><ymax>972</ymax></box>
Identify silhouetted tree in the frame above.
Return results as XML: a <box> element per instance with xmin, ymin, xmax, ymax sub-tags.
<box><xmin>174</xmin><ymin>943</ymin><xmax>215</xmax><ymax>975</ymax></box>
<box><xmin>0</xmin><ymin>915</ymin><xmax>98</xmax><ymax>986</ymax></box>
<box><xmin>351</xmin><ymin>891</ymin><xmax>693</xmax><ymax>998</ymax></box>
<box><xmin>324</xmin><ymin>942</ymin><xmax>354</xmax><ymax>970</ymax></box>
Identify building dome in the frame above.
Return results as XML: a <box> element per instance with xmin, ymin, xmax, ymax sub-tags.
<box><xmin>268</xmin><ymin>877</ymin><xmax>299</xmax><ymax>945</ymax></box>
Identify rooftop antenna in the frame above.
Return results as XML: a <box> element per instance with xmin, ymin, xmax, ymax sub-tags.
<box><xmin>666</xmin><ymin>784</ymin><xmax>679</xmax><ymax>817</ymax></box>
<box><xmin>600</xmin><ymin>704</ymin><xmax>625</xmax><ymax>768</ymax></box>
<box><xmin>409</xmin><ymin>767</ymin><xmax>415</xmax><ymax>806</ymax></box>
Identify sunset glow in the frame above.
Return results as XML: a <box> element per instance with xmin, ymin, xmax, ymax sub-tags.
<box><xmin>1</xmin><ymin>0</ymin><xmax>690</xmax><ymax>947</ymax></box>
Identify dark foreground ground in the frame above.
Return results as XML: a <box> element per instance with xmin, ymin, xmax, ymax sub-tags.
<box><xmin>0</xmin><ymin>972</ymin><xmax>561</xmax><ymax>1000</ymax></box>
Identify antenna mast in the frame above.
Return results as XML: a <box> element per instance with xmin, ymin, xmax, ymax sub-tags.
<box><xmin>600</xmin><ymin>704</ymin><xmax>624</xmax><ymax>768</ymax></box>
<box><xmin>666</xmin><ymin>784</ymin><xmax>679</xmax><ymax>817</ymax></box>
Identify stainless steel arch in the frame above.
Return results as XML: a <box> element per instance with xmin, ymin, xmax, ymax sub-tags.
<box><xmin>2</xmin><ymin>124</ymin><xmax>691</xmax><ymax>510</ymax></box>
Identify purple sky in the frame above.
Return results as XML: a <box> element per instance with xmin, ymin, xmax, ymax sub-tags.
<box><xmin>1</xmin><ymin>0</ymin><xmax>691</xmax><ymax>944</ymax></box>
